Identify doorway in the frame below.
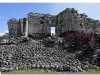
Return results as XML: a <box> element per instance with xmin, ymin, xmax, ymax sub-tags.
<box><xmin>51</xmin><ymin>27</ymin><xmax>55</xmax><ymax>36</ymax></box>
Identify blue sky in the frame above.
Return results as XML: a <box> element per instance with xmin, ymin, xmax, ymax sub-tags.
<box><xmin>0</xmin><ymin>3</ymin><xmax>100</xmax><ymax>36</ymax></box>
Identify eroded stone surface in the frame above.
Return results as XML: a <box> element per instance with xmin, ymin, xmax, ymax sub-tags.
<box><xmin>7</xmin><ymin>8</ymin><xmax>100</xmax><ymax>38</ymax></box>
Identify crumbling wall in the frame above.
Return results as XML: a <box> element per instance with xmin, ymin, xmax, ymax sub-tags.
<box><xmin>28</xmin><ymin>12</ymin><xmax>55</xmax><ymax>37</ymax></box>
<box><xmin>19</xmin><ymin>18</ymin><xmax>28</xmax><ymax>37</ymax></box>
<box><xmin>7</xmin><ymin>8</ymin><xmax>100</xmax><ymax>38</ymax></box>
<box><xmin>7</xmin><ymin>18</ymin><xmax>19</xmax><ymax>37</ymax></box>
<box><xmin>56</xmin><ymin>8</ymin><xmax>100</xmax><ymax>35</ymax></box>
<box><xmin>7</xmin><ymin>18</ymin><xmax>28</xmax><ymax>38</ymax></box>
<box><xmin>56</xmin><ymin>8</ymin><xmax>87</xmax><ymax>35</ymax></box>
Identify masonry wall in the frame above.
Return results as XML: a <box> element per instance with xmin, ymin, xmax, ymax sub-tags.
<box><xmin>7</xmin><ymin>18</ymin><xmax>19</xmax><ymax>37</ymax></box>
<box><xmin>28</xmin><ymin>12</ymin><xmax>55</xmax><ymax>37</ymax></box>
<box><xmin>56</xmin><ymin>8</ymin><xmax>87</xmax><ymax>35</ymax></box>
<box><xmin>7</xmin><ymin>8</ymin><xmax>100</xmax><ymax>38</ymax></box>
<box><xmin>19</xmin><ymin>18</ymin><xmax>28</xmax><ymax>37</ymax></box>
<box><xmin>7</xmin><ymin>18</ymin><xmax>28</xmax><ymax>38</ymax></box>
<box><xmin>56</xmin><ymin>8</ymin><xmax>100</xmax><ymax>35</ymax></box>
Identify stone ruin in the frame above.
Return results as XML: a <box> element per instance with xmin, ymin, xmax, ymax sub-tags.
<box><xmin>7</xmin><ymin>8</ymin><xmax>100</xmax><ymax>38</ymax></box>
<box><xmin>1</xmin><ymin>8</ymin><xmax>100</xmax><ymax>72</ymax></box>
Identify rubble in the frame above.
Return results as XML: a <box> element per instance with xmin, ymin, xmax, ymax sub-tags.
<box><xmin>1</xmin><ymin>8</ymin><xmax>100</xmax><ymax>72</ymax></box>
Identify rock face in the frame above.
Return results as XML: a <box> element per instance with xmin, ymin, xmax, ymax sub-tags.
<box><xmin>7</xmin><ymin>8</ymin><xmax>100</xmax><ymax>38</ymax></box>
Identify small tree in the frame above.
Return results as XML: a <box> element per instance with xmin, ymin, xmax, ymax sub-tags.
<box><xmin>61</xmin><ymin>31</ymin><xmax>95</xmax><ymax>53</ymax></box>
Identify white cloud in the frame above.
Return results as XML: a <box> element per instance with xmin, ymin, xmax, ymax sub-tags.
<box><xmin>0</xmin><ymin>30</ymin><xmax>9</xmax><ymax>36</ymax></box>
<box><xmin>0</xmin><ymin>32</ymin><xmax>5</xmax><ymax>36</ymax></box>
<box><xmin>4</xmin><ymin>30</ymin><xmax>9</xmax><ymax>33</ymax></box>
<box><xmin>0</xmin><ymin>16</ymin><xmax>4</xmax><ymax>19</ymax></box>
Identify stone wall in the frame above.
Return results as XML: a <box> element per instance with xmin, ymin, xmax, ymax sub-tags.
<box><xmin>28</xmin><ymin>12</ymin><xmax>55</xmax><ymax>37</ymax></box>
<box><xmin>7</xmin><ymin>18</ymin><xmax>19</xmax><ymax>37</ymax></box>
<box><xmin>7</xmin><ymin>8</ymin><xmax>100</xmax><ymax>38</ymax></box>
<box><xmin>7</xmin><ymin>18</ymin><xmax>28</xmax><ymax>37</ymax></box>
<box><xmin>56</xmin><ymin>8</ymin><xmax>100</xmax><ymax>35</ymax></box>
<box><xmin>20</xmin><ymin>18</ymin><xmax>28</xmax><ymax>37</ymax></box>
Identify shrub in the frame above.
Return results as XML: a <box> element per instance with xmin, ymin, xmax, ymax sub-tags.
<box><xmin>61</xmin><ymin>31</ymin><xmax>95</xmax><ymax>52</ymax></box>
<box><xmin>61</xmin><ymin>31</ymin><xmax>93</xmax><ymax>44</ymax></box>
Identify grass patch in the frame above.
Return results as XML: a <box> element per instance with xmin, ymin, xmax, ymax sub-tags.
<box><xmin>0</xmin><ymin>70</ymin><xmax>2</xmax><ymax>72</ymax></box>
<box><xmin>9</xmin><ymin>68</ymin><xmax>57</xmax><ymax>73</ymax></box>
<box><xmin>82</xmin><ymin>65</ymin><xmax>100</xmax><ymax>73</ymax></box>
<box><xmin>1</xmin><ymin>65</ymin><xmax>100</xmax><ymax>73</ymax></box>
<box><xmin>1</xmin><ymin>66</ymin><xmax>57</xmax><ymax>73</ymax></box>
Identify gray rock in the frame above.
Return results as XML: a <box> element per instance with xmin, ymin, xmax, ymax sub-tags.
<box><xmin>71</xmin><ymin>66</ymin><xmax>78</xmax><ymax>72</ymax></box>
<box><xmin>32</xmin><ymin>64</ymin><xmax>36</xmax><ymax>68</ymax></box>
<box><xmin>76</xmin><ymin>66</ymin><xmax>82</xmax><ymax>72</ymax></box>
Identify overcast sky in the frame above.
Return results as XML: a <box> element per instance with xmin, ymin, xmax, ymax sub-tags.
<box><xmin>0</xmin><ymin>3</ymin><xmax>100</xmax><ymax>36</ymax></box>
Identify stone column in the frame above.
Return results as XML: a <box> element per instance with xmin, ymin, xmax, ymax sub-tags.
<box><xmin>23</xmin><ymin>18</ymin><xmax>28</xmax><ymax>37</ymax></box>
<box><xmin>25</xmin><ymin>18</ymin><xmax>28</xmax><ymax>37</ymax></box>
<box><xmin>19</xmin><ymin>19</ymin><xmax>24</xmax><ymax>36</ymax></box>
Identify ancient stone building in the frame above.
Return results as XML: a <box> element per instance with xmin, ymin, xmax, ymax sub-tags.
<box><xmin>7</xmin><ymin>18</ymin><xmax>28</xmax><ymax>37</ymax></box>
<box><xmin>27</xmin><ymin>12</ymin><xmax>55</xmax><ymax>38</ymax></box>
<box><xmin>7</xmin><ymin>8</ymin><xmax>100</xmax><ymax>38</ymax></box>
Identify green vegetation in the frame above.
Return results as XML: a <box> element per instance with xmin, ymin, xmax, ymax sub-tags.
<box><xmin>0</xmin><ymin>70</ymin><xmax>2</xmax><ymax>72</ymax></box>
<box><xmin>1</xmin><ymin>66</ymin><xmax>100</xmax><ymax>73</ymax></box>
<box><xmin>1</xmin><ymin>66</ymin><xmax>57</xmax><ymax>73</ymax></box>
<box><xmin>9</xmin><ymin>68</ymin><xmax>56</xmax><ymax>73</ymax></box>
<box><xmin>82</xmin><ymin>66</ymin><xmax>100</xmax><ymax>73</ymax></box>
